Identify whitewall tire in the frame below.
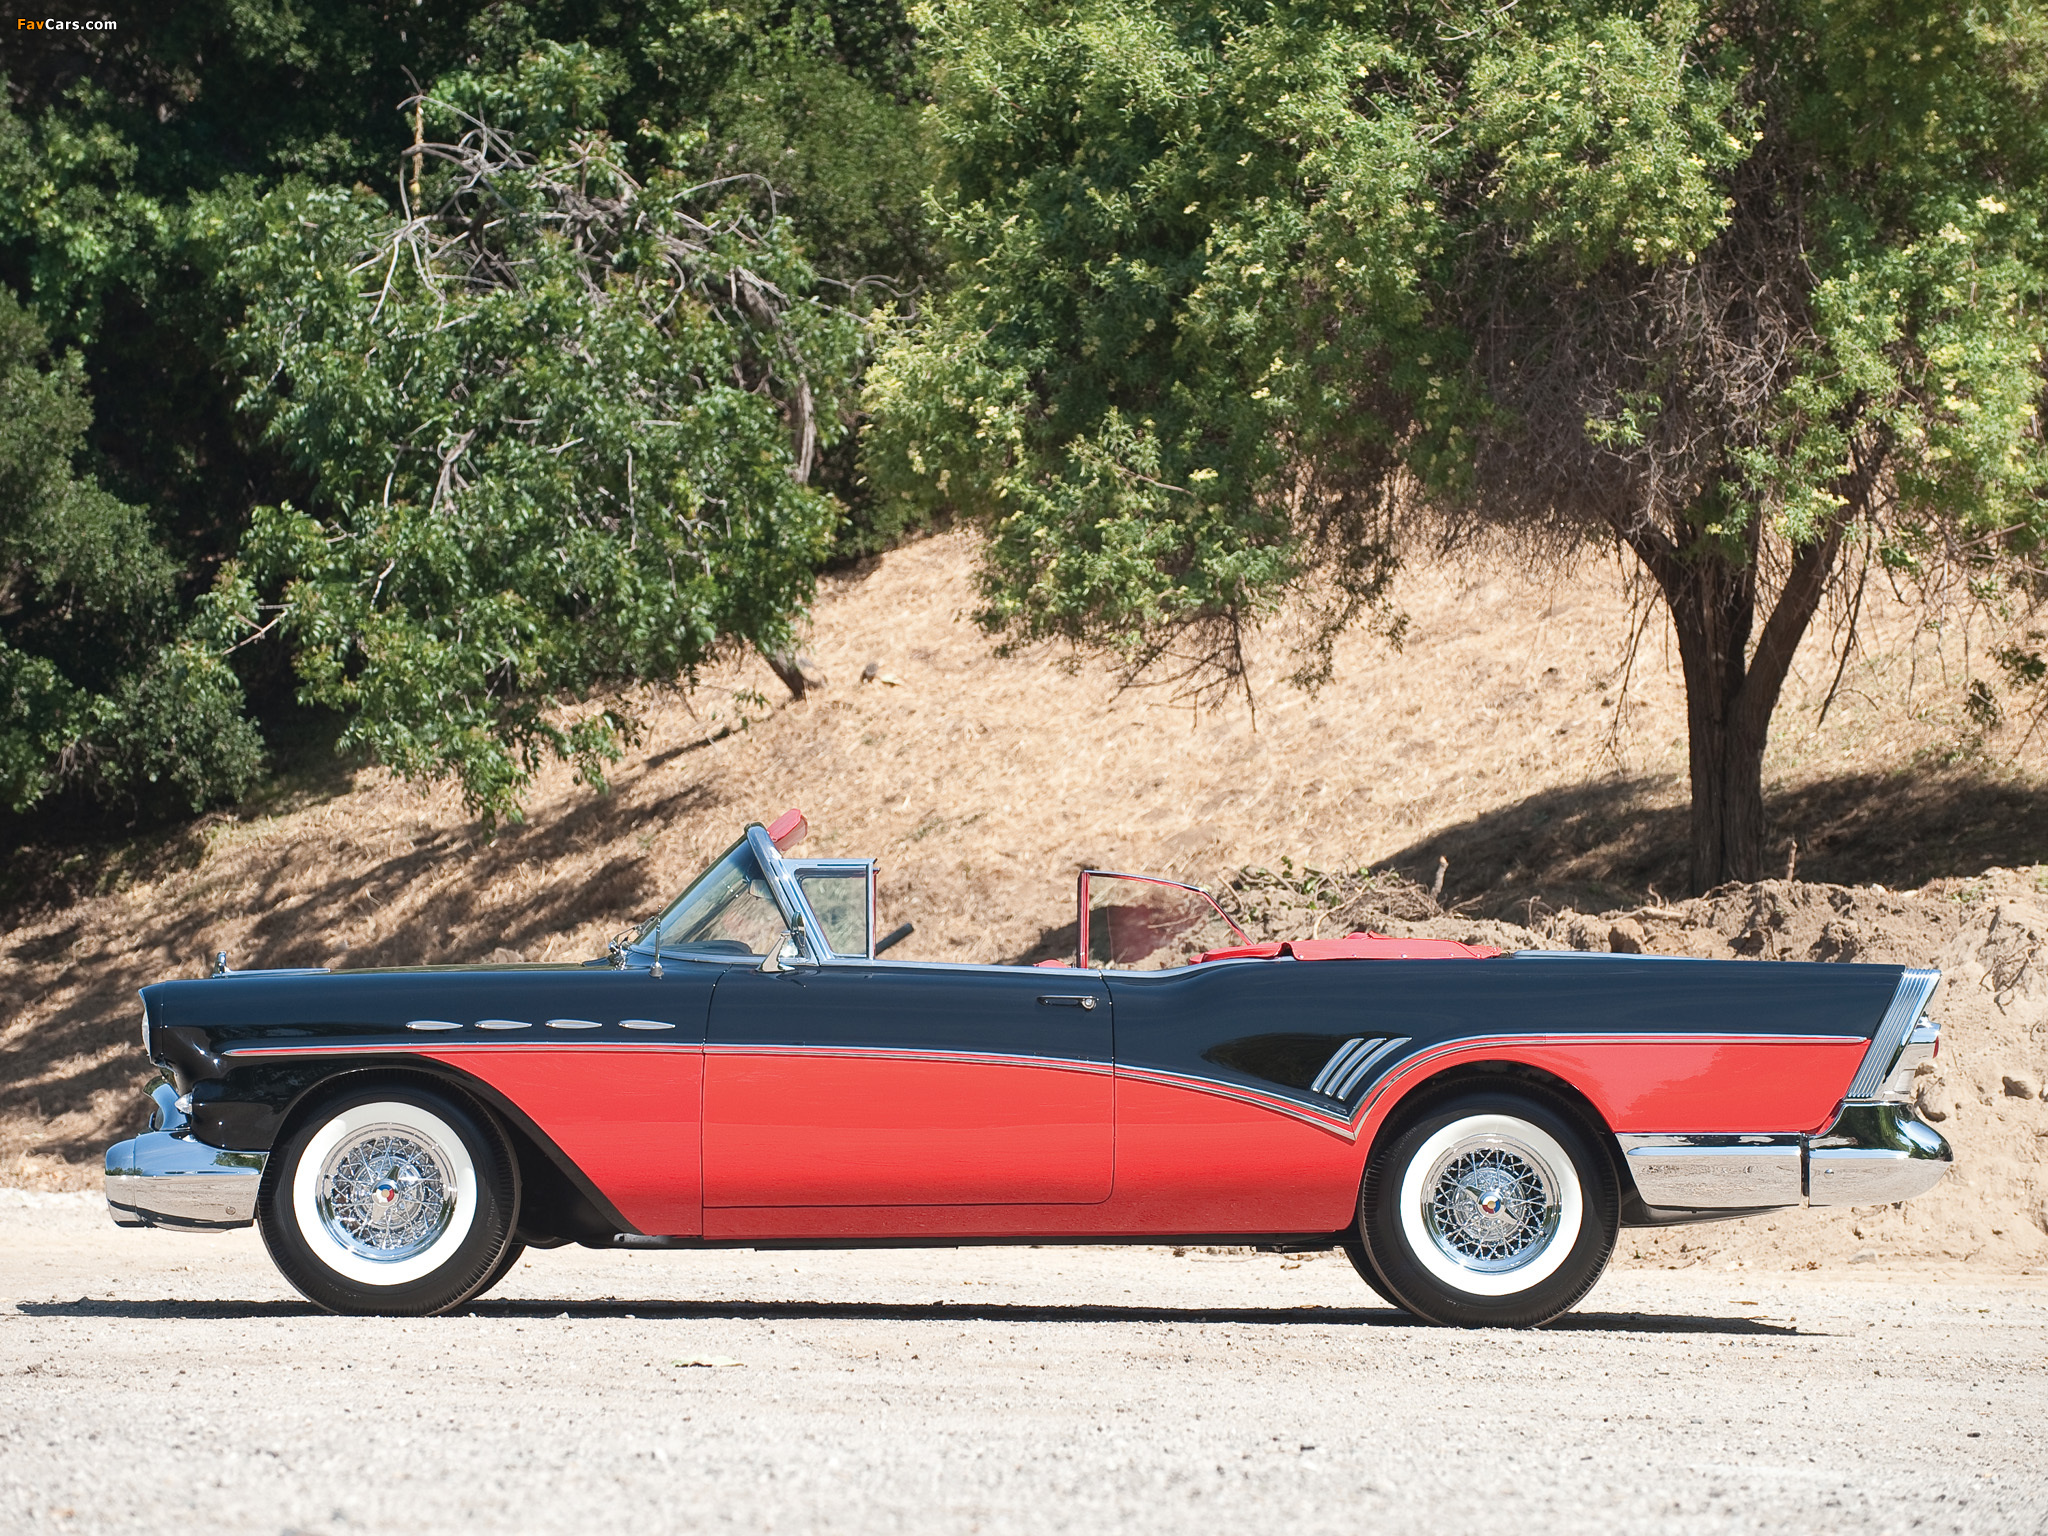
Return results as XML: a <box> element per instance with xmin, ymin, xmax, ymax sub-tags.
<box><xmin>259</xmin><ymin>1082</ymin><xmax>519</xmax><ymax>1316</ymax></box>
<box><xmin>1356</xmin><ymin>1087</ymin><xmax>1617</xmax><ymax>1327</ymax></box>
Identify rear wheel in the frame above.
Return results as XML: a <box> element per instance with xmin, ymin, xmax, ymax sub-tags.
<box><xmin>1338</xmin><ymin>1236</ymin><xmax>1407</xmax><ymax>1312</ymax></box>
<box><xmin>1355</xmin><ymin>1087</ymin><xmax>1617</xmax><ymax>1328</ymax></box>
<box><xmin>257</xmin><ymin>1083</ymin><xmax>520</xmax><ymax>1316</ymax></box>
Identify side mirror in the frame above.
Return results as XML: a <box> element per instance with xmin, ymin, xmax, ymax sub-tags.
<box><xmin>758</xmin><ymin>919</ymin><xmax>818</xmax><ymax>974</ymax></box>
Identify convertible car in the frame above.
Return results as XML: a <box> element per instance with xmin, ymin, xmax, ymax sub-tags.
<box><xmin>106</xmin><ymin>810</ymin><xmax>1952</xmax><ymax>1326</ymax></box>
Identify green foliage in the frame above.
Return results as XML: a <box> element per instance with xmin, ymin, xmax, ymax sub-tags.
<box><xmin>207</xmin><ymin>83</ymin><xmax>864</xmax><ymax>824</ymax></box>
<box><xmin>0</xmin><ymin>287</ymin><xmax>260</xmax><ymax>815</ymax></box>
<box><xmin>1465</xmin><ymin>8</ymin><xmax>1750</xmax><ymax>271</ymax></box>
<box><xmin>875</xmin><ymin>1</ymin><xmax>2048</xmax><ymax>852</ymax></box>
<box><xmin>0</xmin><ymin>1</ymin><xmax>936</xmax><ymax>833</ymax></box>
<box><xmin>867</xmin><ymin>1</ymin><xmax>1406</xmax><ymax>685</ymax></box>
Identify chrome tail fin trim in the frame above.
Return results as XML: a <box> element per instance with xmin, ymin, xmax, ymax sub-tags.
<box><xmin>1847</xmin><ymin>969</ymin><xmax>1941</xmax><ymax>1101</ymax></box>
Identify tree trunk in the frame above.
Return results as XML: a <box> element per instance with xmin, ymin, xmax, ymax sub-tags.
<box><xmin>759</xmin><ymin>645</ymin><xmax>824</xmax><ymax>701</ymax></box>
<box><xmin>1619</xmin><ymin>456</ymin><xmax>1873</xmax><ymax>891</ymax></box>
<box><xmin>1664</xmin><ymin>552</ymin><xmax>1773</xmax><ymax>889</ymax></box>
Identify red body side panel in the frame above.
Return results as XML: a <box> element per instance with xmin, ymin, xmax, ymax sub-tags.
<box><xmin>702</xmin><ymin>1053</ymin><xmax>1114</xmax><ymax>1207</ymax></box>
<box><xmin>420</xmin><ymin>1047</ymin><xmax>704</xmax><ymax>1236</ymax></box>
<box><xmin>1357</xmin><ymin>1036</ymin><xmax>1869</xmax><ymax>1142</ymax></box>
<box><xmin>699</xmin><ymin>1072</ymin><xmax>1360</xmax><ymax>1240</ymax></box>
<box><xmin>259</xmin><ymin>1030</ymin><xmax>1869</xmax><ymax>1243</ymax></box>
<box><xmin>1105</xmin><ymin>1073</ymin><xmax>1362</xmax><ymax>1231</ymax></box>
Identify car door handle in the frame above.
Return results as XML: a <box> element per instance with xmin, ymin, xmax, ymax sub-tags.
<box><xmin>1037</xmin><ymin>994</ymin><xmax>1098</xmax><ymax>1010</ymax></box>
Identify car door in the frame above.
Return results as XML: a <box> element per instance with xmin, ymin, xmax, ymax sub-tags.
<box><xmin>702</xmin><ymin>962</ymin><xmax>1113</xmax><ymax>1207</ymax></box>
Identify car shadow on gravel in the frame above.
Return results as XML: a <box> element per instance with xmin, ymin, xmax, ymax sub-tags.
<box><xmin>16</xmin><ymin>1297</ymin><xmax>1807</xmax><ymax>1335</ymax></box>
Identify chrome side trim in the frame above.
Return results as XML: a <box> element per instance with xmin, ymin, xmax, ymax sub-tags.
<box><xmin>406</xmin><ymin>1019</ymin><xmax>462</xmax><ymax>1032</ymax></box>
<box><xmin>1333</xmin><ymin>1036</ymin><xmax>1408</xmax><ymax>1100</ymax></box>
<box><xmin>1847</xmin><ymin>969</ymin><xmax>1941</xmax><ymax>1100</ymax></box>
<box><xmin>1616</xmin><ymin>1135</ymin><xmax>1804</xmax><ymax>1209</ymax></box>
<box><xmin>1806</xmin><ymin>1102</ymin><xmax>1953</xmax><ymax>1206</ymax></box>
<box><xmin>545</xmin><ymin>1018</ymin><xmax>603</xmax><ymax>1030</ymax></box>
<box><xmin>619</xmin><ymin>1018</ymin><xmax>676</xmax><ymax>1031</ymax></box>
<box><xmin>105</xmin><ymin>1129</ymin><xmax>266</xmax><ymax>1230</ymax></box>
<box><xmin>475</xmin><ymin>1019</ymin><xmax>531</xmax><ymax>1031</ymax></box>
<box><xmin>1310</xmin><ymin>1038</ymin><xmax>1371</xmax><ymax>1096</ymax></box>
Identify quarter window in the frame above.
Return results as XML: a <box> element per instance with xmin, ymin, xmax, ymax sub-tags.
<box><xmin>796</xmin><ymin>871</ymin><xmax>870</xmax><ymax>957</ymax></box>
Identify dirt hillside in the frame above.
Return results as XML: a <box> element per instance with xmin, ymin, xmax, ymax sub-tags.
<box><xmin>4</xmin><ymin>530</ymin><xmax>2045</xmax><ymax>1271</ymax></box>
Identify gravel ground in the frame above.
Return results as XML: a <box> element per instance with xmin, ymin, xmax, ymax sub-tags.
<box><xmin>3</xmin><ymin>1190</ymin><xmax>2045</xmax><ymax>1536</ymax></box>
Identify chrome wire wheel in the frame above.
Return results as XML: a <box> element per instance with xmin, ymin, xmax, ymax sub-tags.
<box><xmin>260</xmin><ymin>1083</ymin><xmax>519</xmax><ymax>1316</ymax></box>
<box><xmin>1394</xmin><ymin>1110</ymin><xmax>1586</xmax><ymax>1300</ymax></box>
<box><xmin>316</xmin><ymin>1126</ymin><xmax>457</xmax><ymax>1263</ymax></box>
<box><xmin>1420</xmin><ymin>1137</ymin><xmax>1561</xmax><ymax>1274</ymax></box>
<box><xmin>287</xmin><ymin>1098</ymin><xmax>481</xmax><ymax>1289</ymax></box>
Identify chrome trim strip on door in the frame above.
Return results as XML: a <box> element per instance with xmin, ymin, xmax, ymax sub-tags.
<box><xmin>404</xmin><ymin>1020</ymin><xmax>462</xmax><ymax>1031</ymax></box>
<box><xmin>619</xmin><ymin>1019</ymin><xmax>676</xmax><ymax>1031</ymax></box>
<box><xmin>545</xmin><ymin>1018</ymin><xmax>603</xmax><ymax>1030</ymax></box>
<box><xmin>475</xmin><ymin>1019</ymin><xmax>531</xmax><ymax>1031</ymax></box>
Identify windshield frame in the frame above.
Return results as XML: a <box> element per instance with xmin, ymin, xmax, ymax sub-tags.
<box><xmin>630</xmin><ymin>831</ymin><xmax>796</xmax><ymax>962</ymax></box>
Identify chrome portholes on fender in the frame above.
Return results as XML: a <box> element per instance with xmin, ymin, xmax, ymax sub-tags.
<box><xmin>1357</xmin><ymin>1088</ymin><xmax>1618</xmax><ymax>1328</ymax></box>
<box><xmin>258</xmin><ymin>1084</ymin><xmax>518</xmax><ymax>1317</ymax></box>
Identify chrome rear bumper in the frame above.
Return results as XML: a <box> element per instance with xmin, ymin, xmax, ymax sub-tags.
<box><xmin>104</xmin><ymin>1085</ymin><xmax>266</xmax><ymax>1231</ymax></box>
<box><xmin>1806</xmin><ymin>1103</ymin><xmax>1952</xmax><ymax>1206</ymax></box>
<box><xmin>1618</xmin><ymin>1102</ymin><xmax>1951</xmax><ymax>1218</ymax></box>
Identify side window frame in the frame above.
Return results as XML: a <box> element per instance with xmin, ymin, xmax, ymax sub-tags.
<box><xmin>783</xmin><ymin>859</ymin><xmax>877</xmax><ymax>959</ymax></box>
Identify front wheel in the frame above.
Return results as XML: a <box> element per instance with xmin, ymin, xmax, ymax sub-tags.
<box><xmin>257</xmin><ymin>1083</ymin><xmax>520</xmax><ymax>1316</ymax></box>
<box><xmin>1356</xmin><ymin>1087</ymin><xmax>1617</xmax><ymax>1328</ymax></box>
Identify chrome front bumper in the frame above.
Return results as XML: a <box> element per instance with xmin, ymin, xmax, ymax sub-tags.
<box><xmin>1618</xmin><ymin>1102</ymin><xmax>1952</xmax><ymax>1216</ymax></box>
<box><xmin>104</xmin><ymin>1085</ymin><xmax>266</xmax><ymax>1231</ymax></box>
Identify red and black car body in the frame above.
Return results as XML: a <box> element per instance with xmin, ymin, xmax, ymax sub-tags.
<box><xmin>107</xmin><ymin>812</ymin><xmax>1951</xmax><ymax>1325</ymax></box>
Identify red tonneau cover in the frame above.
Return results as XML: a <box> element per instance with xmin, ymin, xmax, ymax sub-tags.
<box><xmin>1196</xmin><ymin>932</ymin><xmax>1503</xmax><ymax>964</ymax></box>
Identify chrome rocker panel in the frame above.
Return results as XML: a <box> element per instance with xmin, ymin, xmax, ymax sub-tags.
<box><xmin>104</xmin><ymin>1085</ymin><xmax>266</xmax><ymax>1231</ymax></box>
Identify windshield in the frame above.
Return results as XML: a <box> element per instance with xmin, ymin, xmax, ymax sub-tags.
<box><xmin>642</xmin><ymin>838</ymin><xmax>789</xmax><ymax>957</ymax></box>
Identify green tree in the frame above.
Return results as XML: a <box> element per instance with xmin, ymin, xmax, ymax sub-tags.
<box><xmin>0</xmin><ymin>287</ymin><xmax>260</xmax><ymax>815</ymax></box>
<box><xmin>208</xmin><ymin>49</ymin><xmax>865</xmax><ymax>824</ymax></box>
<box><xmin>870</xmin><ymin>0</ymin><xmax>2048</xmax><ymax>889</ymax></box>
<box><xmin>0</xmin><ymin>1</ymin><xmax>933</xmax><ymax>831</ymax></box>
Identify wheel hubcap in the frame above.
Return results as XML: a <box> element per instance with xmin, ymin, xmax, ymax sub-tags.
<box><xmin>1422</xmin><ymin>1138</ymin><xmax>1561</xmax><ymax>1274</ymax></box>
<box><xmin>316</xmin><ymin>1128</ymin><xmax>456</xmax><ymax>1262</ymax></box>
